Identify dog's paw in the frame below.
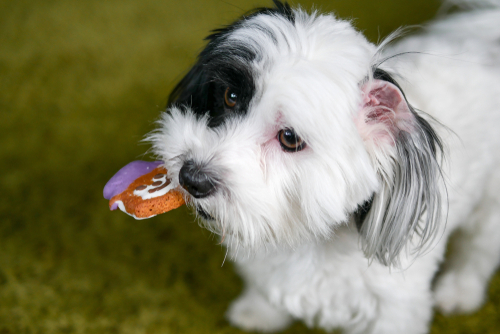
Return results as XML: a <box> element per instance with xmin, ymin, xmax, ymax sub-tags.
<box><xmin>226</xmin><ymin>291</ymin><xmax>293</xmax><ymax>333</ymax></box>
<box><xmin>434</xmin><ymin>271</ymin><xmax>486</xmax><ymax>314</ymax></box>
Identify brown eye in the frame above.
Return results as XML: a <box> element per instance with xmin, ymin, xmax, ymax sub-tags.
<box><xmin>224</xmin><ymin>87</ymin><xmax>237</xmax><ymax>108</ymax></box>
<box><xmin>278</xmin><ymin>128</ymin><xmax>306</xmax><ymax>152</ymax></box>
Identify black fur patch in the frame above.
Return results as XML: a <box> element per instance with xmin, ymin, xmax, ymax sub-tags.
<box><xmin>168</xmin><ymin>1</ymin><xmax>294</xmax><ymax>128</ymax></box>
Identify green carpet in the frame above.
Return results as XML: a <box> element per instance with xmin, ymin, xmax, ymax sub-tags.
<box><xmin>1</xmin><ymin>0</ymin><xmax>498</xmax><ymax>333</ymax></box>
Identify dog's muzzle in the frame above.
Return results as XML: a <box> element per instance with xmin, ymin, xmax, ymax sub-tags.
<box><xmin>179</xmin><ymin>160</ymin><xmax>216</xmax><ymax>198</ymax></box>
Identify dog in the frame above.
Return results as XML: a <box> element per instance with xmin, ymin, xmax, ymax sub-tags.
<box><xmin>146</xmin><ymin>1</ymin><xmax>500</xmax><ymax>333</ymax></box>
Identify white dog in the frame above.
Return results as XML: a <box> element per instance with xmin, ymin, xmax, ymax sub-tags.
<box><xmin>147</xmin><ymin>1</ymin><xmax>500</xmax><ymax>333</ymax></box>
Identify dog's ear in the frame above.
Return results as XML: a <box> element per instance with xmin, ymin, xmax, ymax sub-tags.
<box><xmin>167</xmin><ymin>63</ymin><xmax>213</xmax><ymax>115</ymax></box>
<box><xmin>355</xmin><ymin>73</ymin><xmax>444</xmax><ymax>267</ymax></box>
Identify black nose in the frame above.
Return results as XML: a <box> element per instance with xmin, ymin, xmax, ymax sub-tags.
<box><xmin>179</xmin><ymin>161</ymin><xmax>216</xmax><ymax>198</ymax></box>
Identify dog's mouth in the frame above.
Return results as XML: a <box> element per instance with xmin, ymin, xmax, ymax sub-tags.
<box><xmin>196</xmin><ymin>207</ymin><xmax>215</xmax><ymax>220</ymax></box>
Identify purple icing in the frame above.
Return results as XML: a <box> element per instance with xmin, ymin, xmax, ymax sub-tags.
<box><xmin>103</xmin><ymin>161</ymin><xmax>163</xmax><ymax>204</ymax></box>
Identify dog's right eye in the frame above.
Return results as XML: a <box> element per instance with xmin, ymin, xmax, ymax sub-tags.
<box><xmin>224</xmin><ymin>87</ymin><xmax>238</xmax><ymax>108</ymax></box>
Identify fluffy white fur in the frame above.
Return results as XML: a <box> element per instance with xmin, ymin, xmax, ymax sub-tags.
<box><xmin>147</xmin><ymin>1</ymin><xmax>500</xmax><ymax>333</ymax></box>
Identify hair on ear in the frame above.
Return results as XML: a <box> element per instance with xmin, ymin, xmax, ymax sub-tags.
<box><xmin>168</xmin><ymin>62</ymin><xmax>217</xmax><ymax>119</ymax></box>
<box><xmin>356</xmin><ymin>68</ymin><xmax>445</xmax><ymax>267</ymax></box>
<box><xmin>167</xmin><ymin>0</ymin><xmax>294</xmax><ymax>115</ymax></box>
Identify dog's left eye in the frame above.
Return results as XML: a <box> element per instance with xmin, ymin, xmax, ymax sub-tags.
<box><xmin>278</xmin><ymin>128</ymin><xmax>306</xmax><ymax>152</ymax></box>
<box><xmin>224</xmin><ymin>87</ymin><xmax>238</xmax><ymax>108</ymax></box>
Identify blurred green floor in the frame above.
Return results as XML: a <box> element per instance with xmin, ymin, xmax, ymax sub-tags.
<box><xmin>1</xmin><ymin>0</ymin><xmax>499</xmax><ymax>333</ymax></box>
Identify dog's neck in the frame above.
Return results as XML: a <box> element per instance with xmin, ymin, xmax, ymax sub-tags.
<box><xmin>353</xmin><ymin>196</ymin><xmax>374</xmax><ymax>232</ymax></box>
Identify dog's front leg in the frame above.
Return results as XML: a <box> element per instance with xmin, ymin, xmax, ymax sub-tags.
<box><xmin>226</xmin><ymin>286</ymin><xmax>293</xmax><ymax>333</ymax></box>
<box><xmin>361</xmin><ymin>293</ymin><xmax>433</xmax><ymax>334</ymax></box>
<box><xmin>347</xmin><ymin>265</ymin><xmax>436</xmax><ymax>334</ymax></box>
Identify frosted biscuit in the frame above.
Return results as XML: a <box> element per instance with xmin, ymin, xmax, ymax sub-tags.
<box><xmin>104</xmin><ymin>161</ymin><xmax>185</xmax><ymax>219</ymax></box>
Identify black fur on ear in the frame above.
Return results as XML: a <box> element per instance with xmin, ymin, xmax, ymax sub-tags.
<box><xmin>167</xmin><ymin>1</ymin><xmax>295</xmax><ymax>126</ymax></box>
<box><xmin>168</xmin><ymin>63</ymin><xmax>213</xmax><ymax>116</ymax></box>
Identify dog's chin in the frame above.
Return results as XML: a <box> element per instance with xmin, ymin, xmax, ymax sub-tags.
<box><xmin>196</xmin><ymin>207</ymin><xmax>215</xmax><ymax>221</ymax></box>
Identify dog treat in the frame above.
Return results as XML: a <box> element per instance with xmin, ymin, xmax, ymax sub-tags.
<box><xmin>103</xmin><ymin>160</ymin><xmax>185</xmax><ymax>219</ymax></box>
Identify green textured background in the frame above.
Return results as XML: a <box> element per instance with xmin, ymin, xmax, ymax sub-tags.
<box><xmin>1</xmin><ymin>0</ymin><xmax>499</xmax><ymax>333</ymax></box>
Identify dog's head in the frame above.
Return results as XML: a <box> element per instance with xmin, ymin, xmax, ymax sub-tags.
<box><xmin>148</xmin><ymin>1</ymin><xmax>444</xmax><ymax>266</ymax></box>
